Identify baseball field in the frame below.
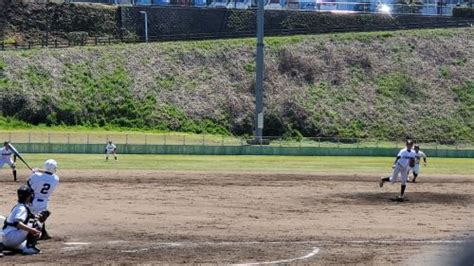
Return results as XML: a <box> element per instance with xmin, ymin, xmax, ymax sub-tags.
<box><xmin>0</xmin><ymin>154</ymin><xmax>473</xmax><ymax>264</ymax></box>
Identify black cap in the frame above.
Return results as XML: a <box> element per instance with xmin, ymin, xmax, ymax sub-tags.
<box><xmin>17</xmin><ymin>185</ymin><xmax>34</xmax><ymax>203</ymax></box>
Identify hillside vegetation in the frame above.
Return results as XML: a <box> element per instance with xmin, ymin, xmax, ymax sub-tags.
<box><xmin>0</xmin><ymin>28</ymin><xmax>473</xmax><ymax>140</ymax></box>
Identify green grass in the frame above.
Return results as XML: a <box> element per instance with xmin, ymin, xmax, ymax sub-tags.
<box><xmin>0</xmin><ymin>128</ymin><xmax>472</xmax><ymax>149</ymax></box>
<box><xmin>12</xmin><ymin>154</ymin><xmax>474</xmax><ymax>175</ymax></box>
<box><xmin>2</xmin><ymin>27</ymin><xmax>473</xmax><ymax>141</ymax></box>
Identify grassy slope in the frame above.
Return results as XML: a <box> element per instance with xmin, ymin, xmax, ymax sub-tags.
<box><xmin>10</xmin><ymin>154</ymin><xmax>474</xmax><ymax>175</ymax></box>
<box><xmin>1</xmin><ymin>28</ymin><xmax>473</xmax><ymax>140</ymax></box>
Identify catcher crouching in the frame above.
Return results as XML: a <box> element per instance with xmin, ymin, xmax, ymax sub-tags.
<box><xmin>1</xmin><ymin>185</ymin><xmax>49</xmax><ymax>255</ymax></box>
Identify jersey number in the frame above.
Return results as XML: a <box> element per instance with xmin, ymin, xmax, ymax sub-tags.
<box><xmin>40</xmin><ymin>184</ymin><xmax>51</xmax><ymax>194</ymax></box>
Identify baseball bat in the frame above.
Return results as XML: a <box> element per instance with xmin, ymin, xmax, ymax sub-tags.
<box><xmin>6</xmin><ymin>143</ymin><xmax>33</xmax><ymax>171</ymax></box>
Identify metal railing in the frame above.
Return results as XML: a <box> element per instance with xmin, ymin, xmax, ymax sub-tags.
<box><xmin>1</xmin><ymin>18</ymin><xmax>472</xmax><ymax>51</ymax></box>
<box><xmin>0</xmin><ymin>132</ymin><xmax>472</xmax><ymax>149</ymax></box>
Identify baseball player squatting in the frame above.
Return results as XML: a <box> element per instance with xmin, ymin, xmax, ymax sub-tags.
<box><xmin>1</xmin><ymin>141</ymin><xmax>17</xmax><ymax>181</ymax></box>
<box><xmin>105</xmin><ymin>141</ymin><xmax>117</xmax><ymax>161</ymax></box>
<box><xmin>379</xmin><ymin>140</ymin><xmax>416</xmax><ymax>201</ymax></box>
<box><xmin>1</xmin><ymin>185</ymin><xmax>45</xmax><ymax>255</ymax></box>
<box><xmin>27</xmin><ymin>159</ymin><xmax>59</xmax><ymax>240</ymax></box>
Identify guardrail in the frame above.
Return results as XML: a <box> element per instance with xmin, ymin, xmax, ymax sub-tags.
<box><xmin>1</xmin><ymin>18</ymin><xmax>472</xmax><ymax>51</ymax></box>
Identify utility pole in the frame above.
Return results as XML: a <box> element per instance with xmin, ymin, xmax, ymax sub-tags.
<box><xmin>255</xmin><ymin>0</ymin><xmax>264</xmax><ymax>142</ymax></box>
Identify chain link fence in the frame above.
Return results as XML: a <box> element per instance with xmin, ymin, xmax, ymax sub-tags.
<box><xmin>0</xmin><ymin>132</ymin><xmax>472</xmax><ymax>150</ymax></box>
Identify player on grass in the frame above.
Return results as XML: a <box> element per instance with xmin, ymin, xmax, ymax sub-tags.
<box><xmin>105</xmin><ymin>141</ymin><xmax>117</xmax><ymax>161</ymax></box>
<box><xmin>27</xmin><ymin>159</ymin><xmax>59</xmax><ymax>240</ymax></box>
<box><xmin>0</xmin><ymin>141</ymin><xmax>18</xmax><ymax>181</ymax></box>
<box><xmin>379</xmin><ymin>140</ymin><xmax>416</xmax><ymax>201</ymax></box>
<box><xmin>409</xmin><ymin>144</ymin><xmax>427</xmax><ymax>183</ymax></box>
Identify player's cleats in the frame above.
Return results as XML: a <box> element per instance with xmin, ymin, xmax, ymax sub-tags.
<box><xmin>39</xmin><ymin>232</ymin><xmax>52</xmax><ymax>241</ymax></box>
<box><xmin>22</xmin><ymin>246</ymin><xmax>40</xmax><ymax>255</ymax></box>
<box><xmin>395</xmin><ymin>196</ymin><xmax>405</xmax><ymax>202</ymax></box>
<box><xmin>379</xmin><ymin>178</ymin><xmax>384</xmax><ymax>188</ymax></box>
<box><xmin>412</xmin><ymin>177</ymin><xmax>417</xmax><ymax>183</ymax></box>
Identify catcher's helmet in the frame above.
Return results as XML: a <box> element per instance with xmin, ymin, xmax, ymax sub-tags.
<box><xmin>44</xmin><ymin>159</ymin><xmax>57</xmax><ymax>173</ymax></box>
<box><xmin>17</xmin><ymin>185</ymin><xmax>34</xmax><ymax>203</ymax></box>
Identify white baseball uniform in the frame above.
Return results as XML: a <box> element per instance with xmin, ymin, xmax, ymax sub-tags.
<box><xmin>27</xmin><ymin>172</ymin><xmax>59</xmax><ymax>214</ymax></box>
<box><xmin>2</xmin><ymin>203</ymin><xmax>31</xmax><ymax>250</ymax></box>
<box><xmin>412</xmin><ymin>150</ymin><xmax>427</xmax><ymax>175</ymax></box>
<box><xmin>105</xmin><ymin>143</ymin><xmax>116</xmax><ymax>154</ymax></box>
<box><xmin>390</xmin><ymin>148</ymin><xmax>416</xmax><ymax>185</ymax></box>
<box><xmin>0</xmin><ymin>147</ymin><xmax>15</xmax><ymax>169</ymax></box>
<box><xmin>105</xmin><ymin>143</ymin><xmax>117</xmax><ymax>160</ymax></box>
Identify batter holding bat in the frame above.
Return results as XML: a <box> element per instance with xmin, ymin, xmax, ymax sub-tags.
<box><xmin>27</xmin><ymin>159</ymin><xmax>59</xmax><ymax>240</ymax></box>
<box><xmin>1</xmin><ymin>141</ymin><xmax>17</xmax><ymax>181</ymax></box>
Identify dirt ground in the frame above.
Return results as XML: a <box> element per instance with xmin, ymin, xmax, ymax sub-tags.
<box><xmin>1</xmin><ymin>170</ymin><xmax>473</xmax><ymax>265</ymax></box>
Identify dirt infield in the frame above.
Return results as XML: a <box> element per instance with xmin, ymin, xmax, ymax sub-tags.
<box><xmin>1</xmin><ymin>170</ymin><xmax>473</xmax><ymax>264</ymax></box>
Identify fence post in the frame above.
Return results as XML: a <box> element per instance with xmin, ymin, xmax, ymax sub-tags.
<box><xmin>126</xmin><ymin>134</ymin><xmax>128</xmax><ymax>144</ymax></box>
<box><xmin>202</xmin><ymin>135</ymin><xmax>205</xmax><ymax>146</ymax></box>
<box><xmin>164</xmin><ymin>135</ymin><xmax>167</xmax><ymax>145</ymax></box>
<box><xmin>94</xmin><ymin>37</ymin><xmax>98</xmax><ymax>45</ymax></box>
<box><xmin>221</xmin><ymin>135</ymin><xmax>224</xmax><ymax>146</ymax></box>
<box><xmin>183</xmin><ymin>135</ymin><xmax>186</xmax><ymax>146</ymax></box>
<box><xmin>108</xmin><ymin>37</ymin><xmax>111</xmax><ymax>45</ymax></box>
<box><xmin>48</xmin><ymin>133</ymin><xmax>51</xmax><ymax>144</ymax></box>
<box><xmin>1</xmin><ymin>41</ymin><xmax>4</xmax><ymax>50</ymax></box>
<box><xmin>145</xmin><ymin>135</ymin><xmax>147</xmax><ymax>145</ymax></box>
<box><xmin>67</xmin><ymin>133</ymin><xmax>70</xmax><ymax>144</ymax></box>
<box><xmin>87</xmin><ymin>134</ymin><xmax>90</xmax><ymax>145</ymax></box>
<box><xmin>28</xmin><ymin>132</ymin><xmax>31</xmax><ymax>143</ymax></box>
<box><xmin>54</xmin><ymin>39</ymin><xmax>58</xmax><ymax>48</ymax></box>
<box><xmin>8</xmin><ymin>132</ymin><xmax>11</xmax><ymax>142</ymax></box>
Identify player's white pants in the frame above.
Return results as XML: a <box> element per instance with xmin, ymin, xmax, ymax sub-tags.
<box><xmin>30</xmin><ymin>199</ymin><xmax>48</xmax><ymax>215</ymax></box>
<box><xmin>390</xmin><ymin>164</ymin><xmax>409</xmax><ymax>185</ymax></box>
<box><xmin>0</xmin><ymin>159</ymin><xmax>15</xmax><ymax>169</ymax></box>
<box><xmin>412</xmin><ymin>164</ymin><xmax>420</xmax><ymax>175</ymax></box>
<box><xmin>105</xmin><ymin>151</ymin><xmax>116</xmax><ymax>159</ymax></box>
<box><xmin>2</xmin><ymin>229</ymin><xmax>28</xmax><ymax>250</ymax></box>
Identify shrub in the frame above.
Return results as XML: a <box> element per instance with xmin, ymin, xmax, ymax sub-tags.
<box><xmin>452</xmin><ymin>7</ymin><xmax>474</xmax><ymax>18</ymax></box>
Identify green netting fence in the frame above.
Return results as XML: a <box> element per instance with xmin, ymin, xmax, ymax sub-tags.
<box><xmin>13</xmin><ymin>143</ymin><xmax>474</xmax><ymax>158</ymax></box>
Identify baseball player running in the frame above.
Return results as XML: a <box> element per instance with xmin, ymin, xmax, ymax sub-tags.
<box><xmin>379</xmin><ymin>140</ymin><xmax>416</xmax><ymax>201</ymax></box>
<box><xmin>27</xmin><ymin>159</ymin><xmax>59</xmax><ymax>240</ymax></box>
<box><xmin>0</xmin><ymin>141</ymin><xmax>17</xmax><ymax>181</ymax></box>
<box><xmin>409</xmin><ymin>144</ymin><xmax>427</xmax><ymax>183</ymax></box>
<box><xmin>105</xmin><ymin>141</ymin><xmax>117</xmax><ymax>161</ymax></box>
<box><xmin>2</xmin><ymin>185</ymin><xmax>42</xmax><ymax>255</ymax></box>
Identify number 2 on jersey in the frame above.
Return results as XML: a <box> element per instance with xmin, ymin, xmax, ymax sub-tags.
<box><xmin>40</xmin><ymin>183</ymin><xmax>51</xmax><ymax>194</ymax></box>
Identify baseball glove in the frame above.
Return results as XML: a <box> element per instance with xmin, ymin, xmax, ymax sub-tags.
<box><xmin>409</xmin><ymin>158</ymin><xmax>416</xmax><ymax>168</ymax></box>
<box><xmin>37</xmin><ymin>210</ymin><xmax>51</xmax><ymax>223</ymax></box>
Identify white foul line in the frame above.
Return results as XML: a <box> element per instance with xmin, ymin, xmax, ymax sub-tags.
<box><xmin>233</xmin><ymin>247</ymin><xmax>320</xmax><ymax>265</ymax></box>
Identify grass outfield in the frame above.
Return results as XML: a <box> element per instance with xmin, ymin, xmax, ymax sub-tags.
<box><xmin>9</xmin><ymin>154</ymin><xmax>474</xmax><ymax>175</ymax></box>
